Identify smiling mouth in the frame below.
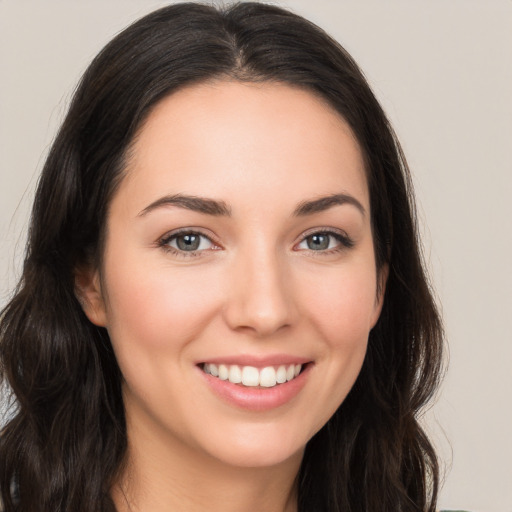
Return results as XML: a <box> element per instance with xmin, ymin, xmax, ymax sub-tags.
<box><xmin>201</xmin><ymin>363</ymin><xmax>305</xmax><ymax>388</ymax></box>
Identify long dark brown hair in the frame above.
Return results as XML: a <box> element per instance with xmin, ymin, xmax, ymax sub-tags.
<box><xmin>0</xmin><ymin>3</ymin><xmax>443</xmax><ymax>511</ymax></box>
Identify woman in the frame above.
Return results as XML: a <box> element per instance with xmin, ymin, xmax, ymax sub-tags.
<box><xmin>0</xmin><ymin>3</ymin><xmax>444</xmax><ymax>511</ymax></box>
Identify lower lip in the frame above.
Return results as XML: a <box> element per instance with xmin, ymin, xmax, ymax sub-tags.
<box><xmin>198</xmin><ymin>364</ymin><xmax>311</xmax><ymax>411</ymax></box>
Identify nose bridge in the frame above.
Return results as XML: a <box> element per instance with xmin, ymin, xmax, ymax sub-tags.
<box><xmin>224</xmin><ymin>237</ymin><xmax>295</xmax><ymax>337</ymax></box>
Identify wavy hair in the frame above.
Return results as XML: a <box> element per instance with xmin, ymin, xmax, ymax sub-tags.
<box><xmin>0</xmin><ymin>3</ymin><xmax>443</xmax><ymax>511</ymax></box>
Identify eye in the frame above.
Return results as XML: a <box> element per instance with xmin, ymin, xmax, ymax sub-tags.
<box><xmin>159</xmin><ymin>230</ymin><xmax>217</xmax><ymax>256</ymax></box>
<box><xmin>296</xmin><ymin>230</ymin><xmax>353</xmax><ymax>252</ymax></box>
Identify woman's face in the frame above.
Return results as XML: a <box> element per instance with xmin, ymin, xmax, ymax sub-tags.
<box><xmin>81</xmin><ymin>81</ymin><xmax>385</xmax><ymax>469</ymax></box>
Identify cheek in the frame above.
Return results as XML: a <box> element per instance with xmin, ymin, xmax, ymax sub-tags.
<box><xmin>291</xmin><ymin>262</ymin><xmax>378</xmax><ymax>436</ymax></box>
<box><xmin>301</xmin><ymin>263</ymin><xmax>378</xmax><ymax>346</ymax></box>
<box><xmin>102</xmin><ymin>254</ymin><xmax>222</xmax><ymax>353</ymax></box>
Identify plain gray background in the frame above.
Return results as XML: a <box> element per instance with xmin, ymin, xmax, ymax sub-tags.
<box><xmin>1</xmin><ymin>1</ymin><xmax>511</xmax><ymax>511</ymax></box>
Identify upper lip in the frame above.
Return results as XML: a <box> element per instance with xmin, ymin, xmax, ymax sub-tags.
<box><xmin>198</xmin><ymin>354</ymin><xmax>312</xmax><ymax>368</ymax></box>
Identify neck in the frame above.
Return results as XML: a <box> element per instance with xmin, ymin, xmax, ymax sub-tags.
<box><xmin>112</xmin><ymin>409</ymin><xmax>302</xmax><ymax>512</ymax></box>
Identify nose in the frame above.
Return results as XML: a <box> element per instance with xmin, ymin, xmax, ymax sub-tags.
<box><xmin>223</xmin><ymin>246</ymin><xmax>297</xmax><ymax>338</ymax></box>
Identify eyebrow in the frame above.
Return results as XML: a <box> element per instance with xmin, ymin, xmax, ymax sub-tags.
<box><xmin>138</xmin><ymin>194</ymin><xmax>232</xmax><ymax>217</ymax></box>
<box><xmin>293</xmin><ymin>193</ymin><xmax>365</xmax><ymax>217</ymax></box>
<box><xmin>138</xmin><ymin>192</ymin><xmax>365</xmax><ymax>218</ymax></box>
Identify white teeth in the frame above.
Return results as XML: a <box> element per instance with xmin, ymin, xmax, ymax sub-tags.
<box><xmin>228</xmin><ymin>365</ymin><xmax>242</xmax><ymax>384</ymax></box>
<box><xmin>259</xmin><ymin>367</ymin><xmax>277</xmax><ymax>387</ymax></box>
<box><xmin>203</xmin><ymin>363</ymin><xmax>303</xmax><ymax>387</ymax></box>
<box><xmin>242</xmin><ymin>366</ymin><xmax>259</xmax><ymax>386</ymax></box>
<box><xmin>209</xmin><ymin>363</ymin><xmax>219</xmax><ymax>377</ymax></box>
<box><xmin>276</xmin><ymin>365</ymin><xmax>287</xmax><ymax>384</ymax></box>
<box><xmin>218</xmin><ymin>364</ymin><xmax>229</xmax><ymax>380</ymax></box>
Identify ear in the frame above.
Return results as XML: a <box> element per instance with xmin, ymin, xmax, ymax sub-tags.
<box><xmin>74</xmin><ymin>266</ymin><xmax>108</xmax><ymax>327</ymax></box>
<box><xmin>370</xmin><ymin>263</ymin><xmax>389</xmax><ymax>328</ymax></box>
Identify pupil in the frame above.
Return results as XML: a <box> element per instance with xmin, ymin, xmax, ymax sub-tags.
<box><xmin>308</xmin><ymin>234</ymin><xmax>329</xmax><ymax>250</ymax></box>
<box><xmin>178</xmin><ymin>234</ymin><xmax>200</xmax><ymax>251</ymax></box>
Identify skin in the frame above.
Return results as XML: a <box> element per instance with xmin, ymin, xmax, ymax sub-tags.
<box><xmin>78</xmin><ymin>80</ymin><xmax>387</xmax><ymax>512</ymax></box>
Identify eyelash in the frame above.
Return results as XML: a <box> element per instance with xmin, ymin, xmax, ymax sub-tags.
<box><xmin>157</xmin><ymin>228</ymin><xmax>354</xmax><ymax>259</ymax></box>
<box><xmin>297</xmin><ymin>229</ymin><xmax>355</xmax><ymax>255</ymax></box>
<box><xmin>158</xmin><ymin>229</ymin><xmax>220</xmax><ymax>259</ymax></box>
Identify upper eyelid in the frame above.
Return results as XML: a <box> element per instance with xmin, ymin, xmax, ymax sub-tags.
<box><xmin>158</xmin><ymin>230</ymin><xmax>220</xmax><ymax>258</ymax></box>
<box><xmin>297</xmin><ymin>226</ymin><xmax>350</xmax><ymax>240</ymax></box>
<box><xmin>160</xmin><ymin>228</ymin><xmax>219</xmax><ymax>244</ymax></box>
<box><xmin>295</xmin><ymin>227</ymin><xmax>353</xmax><ymax>249</ymax></box>
<box><xmin>159</xmin><ymin>227</ymin><xmax>352</xmax><ymax>252</ymax></box>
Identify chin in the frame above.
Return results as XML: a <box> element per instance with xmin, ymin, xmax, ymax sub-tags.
<box><xmin>211</xmin><ymin>444</ymin><xmax>304</xmax><ymax>470</ymax></box>
<box><xmin>195</xmin><ymin>422</ymin><xmax>310</xmax><ymax>470</ymax></box>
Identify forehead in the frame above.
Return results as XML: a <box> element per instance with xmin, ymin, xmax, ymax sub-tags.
<box><xmin>119</xmin><ymin>80</ymin><xmax>369</xmax><ymax>215</ymax></box>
